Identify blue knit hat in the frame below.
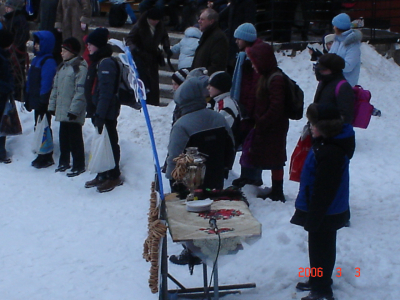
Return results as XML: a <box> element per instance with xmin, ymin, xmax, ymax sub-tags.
<box><xmin>234</xmin><ymin>23</ymin><xmax>257</xmax><ymax>43</ymax></box>
<box><xmin>332</xmin><ymin>13</ymin><xmax>351</xmax><ymax>30</ymax></box>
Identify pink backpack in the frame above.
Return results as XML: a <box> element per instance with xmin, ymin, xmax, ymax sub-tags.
<box><xmin>335</xmin><ymin>80</ymin><xmax>374</xmax><ymax>129</ymax></box>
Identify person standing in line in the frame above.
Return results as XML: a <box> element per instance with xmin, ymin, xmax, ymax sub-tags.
<box><xmin>125</xmin><ymin>8</ymin><xmax>171</xmax><ymax>106</ymax></box>
<box><xmin>0</xmin><ymin>29</ymin><xmax>15</xmax><ymax>164</ymax></box>
<box><xmin>238</xmin><ymin>42</ymin><xmax>289</xmax><ymax>202</ymax></box>
<box><xmin>1</xmin><ymin>0</ymin><xmax>30</xmax><ymax>101</ymax></box>
<box><xmin>329</xmin><ymin>13</ymin><xmax>362</xmax><ymax>88</ymax></box>
<box><xmin>48</xmin><ymin>37</ymin><xmax>88</xmax><ymax>177</ymax></box>
<box><xmin>84</xmin><ymin>28</ymin><xmax>123</xmax><ymax>193</ymax></box>
<box><xmin>24</xmin><ymin>31</ymin><xmax>57</xmax><ymax>169</ymax></box>
<box><xmin>291</xmin><ymin>103</ymin><xmax>355</xmax><ymax>300</ymax></box>
<box><xmin>191</xmin><ymin>8</ymin><xmax>228</xmax><ymax>75</ymax></box>
<box><xmin>313</xmin><ymin>53</ymin><xmax>354</xmax><ymax>125</ymax></box>
<box><xmin>55</xmin><ymin>0</ymin><xmax>92</xmax><ymax>53</ymax></box>
<box><xmin>230</xmin><ymin>23</ymin><xmax>262</xmax><ymax>151</ymax></box>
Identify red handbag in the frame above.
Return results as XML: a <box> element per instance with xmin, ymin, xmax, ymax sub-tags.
<box><xmin>289</xmin><ymin>133</ymin><xmax>312</xmax><ymax>182</ymax></box>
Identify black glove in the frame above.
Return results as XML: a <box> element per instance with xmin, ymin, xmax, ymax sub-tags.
<box><xmin>166</xmin><ymin>49</ymin><xmax>173</xmax><ymax>59</ymax></box>
<box><xmin>67</xmin><ymin>112</ymin><xmax>78</xmax><ymax>120</ymax></box>
<box><xmin>36</xmin><ymin>102</ymin><xmax>48</xmax><ymax>115</ymax></box>
<box><xmin>93</xmin><ymin>116</ymin><xmax>105</xmax><ymax>134</ymax></box>
<box><xmin>24</xmin><ymin>101</ymin><xmax>32</xmax><ymax>112</ymax></box>
<box><xmin>224</xmin><ymin>168</ymin><xmax>229</xmax><ymax>180</ymax></box>
<box><xmin>48</xmin><ymin>110</ymin><xmax>55</xmax><ymax>116</ymax></box>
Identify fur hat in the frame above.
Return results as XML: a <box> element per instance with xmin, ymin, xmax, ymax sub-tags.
<box><xmin>171</xmin><ymin>68</ymin><xmax>190</xmax><ymax>85</ymax></box>
<box><xmin>0</xmin><ymin>29</ymin><xmax>14</xmax><ymax>49</ymax></box>
<box><xmin>307</xmin><ymin>103</ymin><xmax>343</xmax><ymax>138</ymax></box>
<box><xmin>332</xmin><ymin>13</ymin><xmax>351</xmax><ymax>31</ymax></box>
<box><xmin>318</xmin><ymin>53</ymin><xmax>345</xmax><ymax>73</ymax></box>
<box><xmin>147</xmin><ymin>7</ymin><xmax>164</xmax><ymax>20</ymax></box>
<box><xmin>208</xmin><ymin>71</ymin><xmax>232</xmax><ymax>93</ymax></box>
<box><xmin>5</xmin><ymin>0</ymin><xmax>24</xmax><ymax>10</ymax></box>
<box><xmin>234</xmin><ymin>23</ymin><xmax>257</xmax><ymax>43</ymax></box>
<box><xmin>62</xmin><ymin>37</ymin><xmax>81</xmax><ymax>56</ymax></box>
<box><xmin>86</xmin><ymin>28</ymin><xmax>109</xmax><ymax>49</ymax></box>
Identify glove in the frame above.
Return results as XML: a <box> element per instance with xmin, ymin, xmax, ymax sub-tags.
<box><xmin>67</xmin><ymin>112</ymin><xmax>78</xmax><ymax>120</ymax></box>
<box><xmin>166</xmin><ymin>49</ymin><xmax>173</xmax><ymax>59</ymax></box>
<box><xmin>36</xmin><ymin>102</ymin><xmax>48</xmax><ymax>115</ymax></box>
<box><xmin>224</xmin><ymin>168</ymin><xmax>229</xmax><ymax>180</ymax></box>
<box><xmin>24</xmin><ymin>101</ymin><xmax>32</xmax><ymax>112</ymax></box>
<box><xmin>48</xmin><ymin>110</ymin><xmax>55</xmax><ymax>116</ymax></box>
<box><xmin>93</xmin><ymin>116</ymin><xmax>105</xmax><ymax>134</ymax></box>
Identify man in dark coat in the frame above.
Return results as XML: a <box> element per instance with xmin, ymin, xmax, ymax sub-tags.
<box><xmin>0</xmin><ymin>29</ymin><xmax>14</xmax><ymax>164</ymax></box>
<box><xmin>313</xmin><ymin>53</ymin><xmax>354</xmax><ymax>124</ymax></box>
<box><xmin>191</xmin><ymin>8</ymin><xmax>228</xmax><ymax>75</ymax></box>
<box><xmin>126</xmin><ymin>8</ymin><xmax>171</xmax><ymax>106</ymax></box>
<box><xmin>84</xmin><ymin>28</ymin><xmax>123</xmax><ymax>193</ymax></box>
<box><xmin>2</xmin><ymin>0</ymin><xmax>30</xmax><ymax>101</ymax></box>
<box><xmin>291</xmin><ymin>103</ymin><xmax>355</xmax><ymax>300</ymax></box>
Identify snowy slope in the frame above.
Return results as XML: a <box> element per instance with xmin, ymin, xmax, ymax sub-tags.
<box><xmin>1</xmin><ymin>43</ymin><xmax>399</xmax><ymax>300</ymax></box>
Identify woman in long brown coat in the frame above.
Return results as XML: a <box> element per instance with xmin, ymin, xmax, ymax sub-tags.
<box><xmin>125</xmin><ymin>8</ymin><xmax>170</xmax><ymax>106</ymax></box>
<box><xmin>243</xmin><ymin>42</ymin><xmax>289</xmax><ymax>202</ymax></box>
<box><xmin>55</xmin><ymin>0</ymin><xmax>92</xmax><ymax>52</ymax></box>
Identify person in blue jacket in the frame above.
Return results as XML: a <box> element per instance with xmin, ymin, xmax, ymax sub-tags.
<box><xmin>291</xmin><ymin>103</ymin><xmax>355</xmax><ymax>300</ymax></box>
<box><xmin>0</xmin><ymin>29</ymin><xmax>15</xmax><ymax>164</ymax></box>
<box><xmin>24</xmin><ymin>30</ymin><xmax>57</xmax><ymax>169</ymax></box>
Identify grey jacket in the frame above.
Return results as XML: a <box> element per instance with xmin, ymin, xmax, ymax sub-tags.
<box><xmin>166</xmin><ymin>77</ymin><xmax>234</xmax><ymax>179</ymax></box>
<box><xmin>49</xmin><ymin>56</ymin><xmax>88</xmax><ymax>125</ymax></box>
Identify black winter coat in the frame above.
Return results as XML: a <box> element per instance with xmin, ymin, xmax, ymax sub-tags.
<box><xmin>0</xmin><ymin>48</ymin><xmax>14</xmax><ymax>114</ymax></box>
<box><xmin>313</xmin><ymin>72</ymin><xmax>355</xmax><ymax>124</ymax></box>
<box><xmin>126</xmin><ymin>12</ymin><xmax>170</xmax><ymax>106</ymax></box>
<box><xmin>85</xmin><ymin>45</ymin><xmax>120</xmax><ymax>121</ymax></box>
<box><xmin>191</xmin><ymin>22</ymin><xmax>228</xmax><ymax>75</ymax></box>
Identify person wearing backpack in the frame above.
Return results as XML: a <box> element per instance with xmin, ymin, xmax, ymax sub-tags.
<box><xmin>313</xmin><ymin>54</ymin><xmax>354</xmax><ymax>125</ymax></box>
<box><xmin>24</xmin><ymin>31</ymin><xmax>58</xmax><ymax>169</ymax></box>
<box><xmin>84</xmin><ymin>28</ymin><xmax>123</xmax><ymax>193</ymax></box>
<box><xmin>48</xmin><ymin>37</ymin><xmax>88</xmax><ymax>177</ymax></box>
<box><xmin>238</xmin><ymin>42</ymin><xmax>289</xmax><ymax>202</ymax></box>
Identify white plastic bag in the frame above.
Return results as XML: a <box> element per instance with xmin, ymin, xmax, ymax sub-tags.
<box><xmin>87</xmin><ymin>127</ymin><xmax>116</xmax><ymax>174</ymax></box>
<box><xmin>32</xmin><ymin>116</ymin><xmax>53</xmax><ymax>154</ymax></box>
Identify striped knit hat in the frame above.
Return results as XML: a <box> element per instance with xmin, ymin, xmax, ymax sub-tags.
<box><xmin>171</xmin><ymin>68</ymin><xmax>190</xmax><ymax>85</ymax></box>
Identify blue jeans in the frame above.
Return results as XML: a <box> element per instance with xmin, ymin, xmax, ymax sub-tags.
<box><xmin>124</xmin><ymin>3</ymin><xmax>137</xmax><ymax>23</ymax></box>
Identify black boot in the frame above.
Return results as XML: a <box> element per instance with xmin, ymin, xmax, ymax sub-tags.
<box><xmin>169</xmin><ymin>248</ymin><xmax>202</xmax><ymax>266</ymax></box>
<box><xmin>257</xmin><ymin>179</ymin><xmax>285</xmax><ymax>202</ymax></box>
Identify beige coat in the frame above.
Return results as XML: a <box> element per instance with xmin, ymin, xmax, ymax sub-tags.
<box><xmin>55</xmin><ymin>0</ymin><xmax>92</xmax><ymax>52</ymax></box>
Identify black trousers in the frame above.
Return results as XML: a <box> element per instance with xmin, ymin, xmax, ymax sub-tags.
<box><xmin>99</xmin><ymin>119</ymin><xmax>121</xmax><ymax>179</ymax></box>
<box><xmin>308</xmin><ymin>230</ymin><xmax>337</xmax><ymax>295</ymax></box>
<box><xmin>59</xmin><ymin>122</ymin><xmax>85</xmax><ymax>169</ymax></box>
<box><xmin>0</xmin><ymin>136</ymin><xmax>6</xmax><ymax>159</ymax></box>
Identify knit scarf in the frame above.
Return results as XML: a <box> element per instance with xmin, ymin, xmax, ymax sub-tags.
<box><xmin>230</xmin><ymin>51</ymin><xmax>246</xmax><ymax>102</ymax></box>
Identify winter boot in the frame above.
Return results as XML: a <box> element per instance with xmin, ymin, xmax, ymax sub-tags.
<box><xmin>97</xmin><ymin>177</ymin><xmax>123</xmax><ymax>193</ymax></box>
<box><xmin>232</xmin><ymin>177</ymin><xmax>263</xmax><ymax>188</ymax></box>
<box><xmin>0</xmin><ymin>156</ymin><xmax>11</xmax><ymax>164</ymax></box>
<box><xmin>301</xmin><ymin>291</ymin><xmax>334</xmax><ymax>300</ymax></box>
<box><xmin>169</xmin><ymin>248</ymin><xmax>202</xmax><ymax>266</ymax></box>
<box><xmin>257</xmin><ymin>179</ymin><xmax>285</xmax><ymax>202</ymax></box>
<box><xmin>85</xmin><ymin>174</ymin><xmax>107</xmax><ymax>188</ymax></box>
<box><xmin>55</xmin><ymin>164</ymin><xmax>71</xmax><ymax>172</ymax></box>
<box><xmin>34</xmin><ymin>153</ymin><xmax>54</xmax><ymax>169</ymax></box>
<box><xmin>67</xmin><ymin>167</ymin><xmax>86</xmax><ymax>177</ymax></box>
<box><xmin>296</xmin><ymin>281</ymin><xmax>311</xmax><ymax>291</ymax></box>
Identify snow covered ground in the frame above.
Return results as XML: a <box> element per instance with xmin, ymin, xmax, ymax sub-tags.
<box><xmin>1</xmin><ymin>43</ymin><xmax>399</xmax><ymax>300</ymax></box>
